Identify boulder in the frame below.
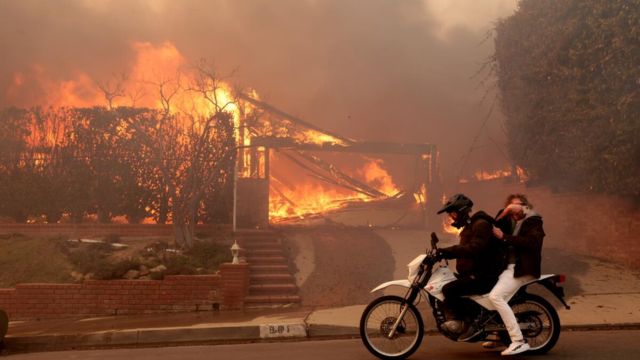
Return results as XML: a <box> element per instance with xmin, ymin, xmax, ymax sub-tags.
<box><xmin>139</xmin><ymin>265</ymin><xmax>150</xmax><ymax>276</ymax></box>
<box><xmin>150</xmin><ymin>264</ymin><xmax>167</xmax><ymax>273</ymax></box>
<box><xmin>124</xmin><ymin>269</ymin><xmax>140</xmax><ymax>279</ymax></box>
<box><xmin>70</xmin><ymin>271</ymin><xmax>84</xmax><ymax>283</ymax></box>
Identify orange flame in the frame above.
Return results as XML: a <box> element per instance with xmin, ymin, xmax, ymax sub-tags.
<box><xmin>269</xmin><ymin>159</ymin><xmax>399</xmax><ymax>221</ymax></box>
<box><xmin>439</xmin><ymin>194</ymin><xmax>461</xmax><ymax>235</ymax></box>
<box><xmin>459</xmin><ymin>166</ymin><xmax>529</xmax><ymax>184</ymax></box>
<box><xmin>7</xmin><ymin>41</ymin><xmax>404</xmax><ymax>224</ymax></box>
<box><xmin>442</xmin><ymin>216</ymin><xmax>462</xmax><ymax>236</ymax></box>
<box><xmin>360</xmin><ymin>159</ymin><xmax>400</xmax><ymax>197</ymax></box>
<box><xmin>294</xmin><ymin>129</ymin><xmax>346</xmax><ymax>146</ymax></box>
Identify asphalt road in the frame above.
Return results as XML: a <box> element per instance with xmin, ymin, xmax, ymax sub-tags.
<box><xmin>6</xmin><ymin>330</ymin><xmax>640</xmax><ymax>359</ymax></box>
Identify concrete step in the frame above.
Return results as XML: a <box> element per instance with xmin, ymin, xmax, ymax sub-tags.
<box><xmin>244</xmin><ymin>294</ymin><xmax>302</xmax><ymax>306</ymax></box>
<box><xmin>249</xmin><ymin>284</ymin><xmax>298</xmax><ymax>295</ymax></box>
<box><xmin>246</xmin><ymin>249</ymin><xmax>284</xmax><ymax>257</ymax></box>
<box><xmin>249</xmin><ymin>265</ymin><xmax>290</xmax><ymax>273</ymax></box>
<box><xmin>235</xmin><ymin>233</ymin><xmax>280</xmax><ymax>241</ymax></box>
<box><xmin>239</xmin><ymin>241</ymin><xmax>281</xmax><ymax>250</ymax></box>
<box><xmin>236</xmin><ymin>232</ymin><xmax>300</xmax><ymax>309</ymax></box>
<box><xmin>249</xmin><ymin>273</ymin><xmax>294</xmax><ymax>284</ymax></box>
<box><xmin>239</xmin><ymin>239</ymin><xmax>281</xmax><ymax>247</ymax></box>
<box><xmin>239</xmin><ymin>248</ymin><xmax>283</xmax><ymax>258</ymax></box>
<box><xmin>246</xmin><ymin>256</ymin><xmax>287</xmax><ymax>264</ymax></box>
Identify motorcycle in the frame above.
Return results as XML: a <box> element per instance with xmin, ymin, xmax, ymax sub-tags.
<box><xmin>359</xmin><ymin>233</ymin><xmax>570</xmax><ymax>359</ymax></box>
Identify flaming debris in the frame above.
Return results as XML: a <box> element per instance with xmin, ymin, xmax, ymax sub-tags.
<box><xmin>458</xmin><ymin>166</ymin><xmax>529</xmax><ymax>184</ymax></box>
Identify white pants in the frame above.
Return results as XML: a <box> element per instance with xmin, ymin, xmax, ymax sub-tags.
<box><xmin>489</xmin><ymin>264</ymin><xmax>534</xmax><ymax>342</ymax></box>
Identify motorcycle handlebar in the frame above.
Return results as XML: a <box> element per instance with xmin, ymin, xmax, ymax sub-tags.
<box><xmin>430</xmin><ymin>232</ymin><xmax>439</xmax><ymax>250</ymax></box>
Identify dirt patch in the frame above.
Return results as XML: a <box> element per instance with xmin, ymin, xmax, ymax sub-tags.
<box><xmin>0</xmin><ymin>234</ymin><xmax>72</xmax><ymax>287</ymax></box>
<box><xmin>284</xmin><ymin>226</ymin><xmax>395</xmax><ymax>307</ymax></box>
<box><xmin>0</xmin><ymin>234</ymin><xmax>232</xmax><ymax>286</ymax></box>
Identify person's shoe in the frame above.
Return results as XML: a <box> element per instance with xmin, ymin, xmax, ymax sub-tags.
<box><xmin>482</xmin><ymin>341</ymin><xmax>502</xmax><ymax>349</ymax></box>
<box><xmin>501</xmin><ymin>341</ymin><xmax>530</xmax><ymax>356</ymax></box>
<box><xmin>442</xmin><ymin>320</ymin><xmax>464</xmax><ymax>334</ymax></box>
<box><xmin>457</xmin><ymin>323</ymin><xmax>482</xmax><ymax>342</ymax></box>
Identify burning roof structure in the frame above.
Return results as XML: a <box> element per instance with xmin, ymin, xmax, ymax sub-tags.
<box><xmin>233</xmin><ymin>94</ymin><xmax>441</xmax><ymax>228</ymax></box>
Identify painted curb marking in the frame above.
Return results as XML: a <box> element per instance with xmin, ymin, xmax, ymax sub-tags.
<box><xmin>259</xmin><ymin>323</ymin><xmax>307</xmax><ymax>339</ymax></box>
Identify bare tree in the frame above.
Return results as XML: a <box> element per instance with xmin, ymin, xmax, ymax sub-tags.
<box><xmin>121</xmin><ymin>68</ymin><xmax>235</xmax><ymax>248</ymax></box>
<box><xmin>96</xmin><ymin>73</ymin><xmax>129</xmax><ymax>110</ymax></box>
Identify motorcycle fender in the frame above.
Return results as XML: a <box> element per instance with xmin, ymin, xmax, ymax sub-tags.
<box><xmin>370</xmin><ymin>280</ymin><xmax>412</xmax><ymax>293</ymax></box>
<box><xmin>527</xmin><ymin>274</ymin><xmax>571</xmax><ymax>310</ymax></box>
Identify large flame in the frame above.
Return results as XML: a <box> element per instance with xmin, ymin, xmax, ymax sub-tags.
<box><xmin>269</xmin><ymin>158</ymin><xmax>399</xmax><ymax>221</ymax></box>
<box><xmin>7</xmin><ymin>41</ymin><xmax>403</xmax><ymax>224</ymax></box>
<box><xmin>8</xmin><ymin>42</ymin><xmax>243</xmax><ymax>120</ymax></box>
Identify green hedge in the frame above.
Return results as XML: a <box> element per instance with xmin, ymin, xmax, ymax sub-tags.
<box><xmin>494</xmin><ymin>0</ymin><xmax>639</xmax><ymax>200</ymax></box>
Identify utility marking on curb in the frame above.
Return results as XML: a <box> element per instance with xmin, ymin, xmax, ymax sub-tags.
<box><xmin>259</xmin><ymin>323</ymin><xmax>307</xmax><ymax>338</ymax></box>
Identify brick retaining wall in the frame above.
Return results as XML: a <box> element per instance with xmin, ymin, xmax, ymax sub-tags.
<box><xmin>0</xmin><ymin>265</ymin><xmax>250</xmax><ymax>320</ymax></box>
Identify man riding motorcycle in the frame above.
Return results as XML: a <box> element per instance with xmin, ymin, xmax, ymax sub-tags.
<box><xmin>436</xmin><ymin>194</ymin><xmax>506</xmax><ymax>341</ymax></box>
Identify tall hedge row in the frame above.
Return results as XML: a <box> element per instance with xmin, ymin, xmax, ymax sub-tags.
<box><xmin>494</xmin><ymin>0</ymin><xmax>639</xmax><ymax>200</ymax></box>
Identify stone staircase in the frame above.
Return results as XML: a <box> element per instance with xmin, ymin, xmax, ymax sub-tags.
<box><xmin>235</xmin><ymin>230</ymin><xmax>301</xmax><ymax>308</ymax></box>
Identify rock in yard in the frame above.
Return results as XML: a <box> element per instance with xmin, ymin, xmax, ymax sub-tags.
<box><xmin>150</xmin><ymin>264</ymin><xmax>167</xmax><ymax>273</ymax></box>
<box><xmin>124</xmin><ymin>269</ymin><xmax>140</xmax><ymax>279</ymax></box>
<box><xmin>139</xmin><ymin>265</ymin><xmax>150</xmax><ymax>276</ymax></box>
<box><xmin>70</xmin><ymin>271</ymin><xmax>84</xmax><ymax>282</ymax></box>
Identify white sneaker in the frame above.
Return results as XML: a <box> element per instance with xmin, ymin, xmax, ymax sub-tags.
<box><xmin>501</xmin><ymin>341</ymin><xmax>530</xmax><ymax>356</ymax></box>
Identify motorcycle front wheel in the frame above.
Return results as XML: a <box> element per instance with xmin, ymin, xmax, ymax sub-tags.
<box><xmin>360</xmin><ymin>295</ymin><xmax>424</xmax><ymax>360</ymax></box>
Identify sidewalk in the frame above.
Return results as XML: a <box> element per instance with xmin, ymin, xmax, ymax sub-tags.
<box><xmin>4</xmin><ymin>292</ymin><xmax>640</xmax><ymax>353</ymax></box>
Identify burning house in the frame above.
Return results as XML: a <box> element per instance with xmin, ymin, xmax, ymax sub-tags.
<box><xmin>233</xmin><ymin>95</ymin><xmax>442</xmax><ymax>229</ymax></box>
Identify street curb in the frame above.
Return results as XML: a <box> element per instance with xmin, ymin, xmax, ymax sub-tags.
<box><xmin>562</xmin><ymin>323</ymin><xmax>640</xmax><ymax>331</ymax></box>
<box><xmin>4</xmin><ymin>322</ymin><xmax>640</xmax><ymax>353</ymax></box>
<box><xmin>3</xmin><ymin>325</ymin><xmax>261</xmax><ymax>353</ymax></box>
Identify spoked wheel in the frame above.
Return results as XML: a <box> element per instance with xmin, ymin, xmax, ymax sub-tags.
<box><xmin>506</xmin><ymin>294</ymin><xmax>561</xmax><ymax>354</ymax></box>
<box><xmin>360</xmin><ymin>295</ymin><xmax>424</xmax><ymax>360</ymax></box>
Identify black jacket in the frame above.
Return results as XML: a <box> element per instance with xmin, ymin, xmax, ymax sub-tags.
<box><xmin>504</xmin><ymin>214</ymin><xmax>545</xmax><ymax>278</ymax></box>
<box><xmin>439</xmin><ymin>211</ymin><xmax>506</xmax><ymax>280</ymax></box>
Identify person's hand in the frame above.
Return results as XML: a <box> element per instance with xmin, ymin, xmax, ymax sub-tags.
<box><xmin>492</xmin><ymin>226</ymin><xmax>504</xmax><ymax>240</ymax></box>
<box><xmin>495</xmin><ymin>204</ymin><xmax>524</xmax><ymax>221</ymax></box>
<box><xmin>436</xmin><ymin>248</ymin><xmax>449</xmax><ymax>260</ymax></box>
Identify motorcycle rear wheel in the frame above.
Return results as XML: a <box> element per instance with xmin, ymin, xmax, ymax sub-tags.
<box><xmin>501</xmin><ymin>293</ymin><xmax>561</xmax><ymax>354</ymax></box>
<box><xmin>360</xmin><ymin>295</ymin><xmax>424</xmax><ymax>360</ymax></box>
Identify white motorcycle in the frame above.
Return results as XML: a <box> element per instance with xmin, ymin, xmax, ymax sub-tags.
<box><xmin>360</xmin><ymin>233</ymin><xmax>570</xmax><ymax>359</ymax></box>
